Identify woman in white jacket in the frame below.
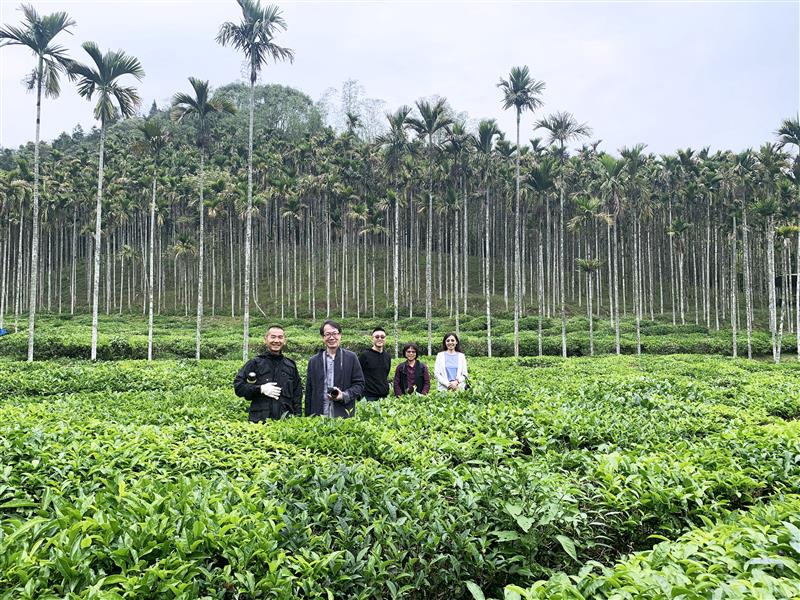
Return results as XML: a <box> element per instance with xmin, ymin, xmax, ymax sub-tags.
<box><xmin>434</xmin><ymin>332</ymin><xmax>468</xmax><ymax>391</ymax></box>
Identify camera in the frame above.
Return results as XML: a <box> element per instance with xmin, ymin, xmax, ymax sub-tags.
<box><xmin>246</xmin><ymin>371</ymin><xmax>257</xmax><ymax>384</ymax></box>
<box><xmin>327</xmin><ymin>387</ymin><xmax>339</xmax><ymax>398</ymax></box>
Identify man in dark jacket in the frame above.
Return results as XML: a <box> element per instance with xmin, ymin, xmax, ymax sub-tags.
<box><xmin>234</xmin><ymin>325</ymin><xmax>302</xmax><ymax>422</ymax></box>
<box><xmin>306</xmin><ymin>320</ymin><xmax>365</xmax><ymax>418</ymax></box>
<box><xmin>358</xmin><ymin>327</ymin><xmax>391</xmax><ymax>401</ymax></box>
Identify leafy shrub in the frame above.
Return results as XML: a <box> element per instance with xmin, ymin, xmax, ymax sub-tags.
<box><xmin>1</xmin><ymin>355</ymin><xmax>799</xmax><ymax>596</ymax></box>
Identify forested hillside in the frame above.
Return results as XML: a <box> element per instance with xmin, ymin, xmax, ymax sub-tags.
<box><xmin>1</xmin><ymin>3</ymin><xmax>798</xmax><ymax>362</ymax></box>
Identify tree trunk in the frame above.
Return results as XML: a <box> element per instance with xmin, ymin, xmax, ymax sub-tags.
<box><xmin>228</xmin><ymin>212</ymin><xmax>235</xmax><ymax>318</ymax></box>
<box><xmin>485</xmin><ymin>184</ymin><xmax>492</xmax><ymax>357</ymax></box>
<box><xmin>607</xmin><ymin>220</ymin><xmax>614</xmax><ymax>327</ymax></box>
<box><xmin>14</xmin><ymin>209</ymin><xmax>23</xmax><ymax>332</ymax></box>
<box><xmin>242</xmin><ymin>78</ymin><xmax>255</xmax><ymax>361</ymax></box>
<box><xmin>90</xmin><ymin>125</ymin><xmax>106</xmax><ymax>361</ymax></box>
<box><xmin>426</xmin><ymin>143</ymin><xmax>433</xmax><ymax>356</ymax></box>
<box><xmin>731</xmin><ymin>214</ymin><xmax>738</xmax><ymax>358</ymax></box>
<box><xmin>796</xmin><ymin>231</ymin><xmax>799</xmax><ymax>361</ymax></box>
<box><xmin>559</xmin><ymin>165</ymin><xmax>566</xmax><ymax>358</ymax></box>
<box><xmin>613</xmin><ymin>220</ymin><xmax>620</xmax><ymax>354</ymax></box>
<box><xmin>26</xmin><ymin>57</ymin><xmax>44</xmax><ymax>362</ymax></box>
<box><xmin>513</xmin><ymin>111</ymin><xmax>521</xmax><ymax>358</ymax></box>
<box><xmin>588</xmin><ymin>270</ymin><xmax>594</xmax><ymax>356</ymax></box>
<box><xmin>326</xmin><ymin>194</ymin><xmax>331</xmax><ymax>318</ymax></box>
<box><xmin>0</xmin><ymin>219</ymin><xmax>9</xmax><ymax>329</ymax></box>
<box><xmin>766</xmin><ymin>215</ymin><xmax>777</xmax><ymax>362</ymax></box>
<box><xmin>634</xmin><ymin>213</ymin><xmax>641</xmax><ymax>355</ymax></box>
<box><xmin>668</xmin><ymin>201</ymin><xmax>676</xmax><ymax>324</ymax></box>
<box><xmin>538</xmin><ymin>240</ymin><xmax>544</xmax><ymax>356</ymax></box>
<box><xmin>196</xmin><ymin>151</ymin><xmax>205</xmax><ymax>360</ymax></box>
<box><xmin>743</xmin><ymin>204</ymin><xmax>753</xmax><ymax>358</ymax></box>
<box><xmin>393</xmin><ymin>188</ymin><xmax>400</xmax><ymax>357</ymax></box>
<box><xmin>463</xmin><ymin>181</ymin><xmax>468</xmax><ymax>314</ymax></box>
<box><xmin>148</xmin><ymin>166</ymin><xmax>156</xmax><ymax>361</ymax></box>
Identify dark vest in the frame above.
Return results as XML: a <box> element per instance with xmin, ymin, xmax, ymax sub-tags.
<box><xmin>398</xmin><ymin>362</ymin><xmax>426</xmax><ymax>394</ymax></box>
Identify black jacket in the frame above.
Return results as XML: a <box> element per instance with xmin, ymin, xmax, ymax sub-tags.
<box><xmin>394</xmin><ymin>361</ymin><xmax>430</xmax><ymax>396</ymax></box>
<box><xmin>305</xmin><ymin>348</ymin><xmax>365</xmax><ymax>418</ymax></box>
<box><xmin>234</xmin><ymin>352</ymin><xmax>302</xmax><ymax>421</ymax></box>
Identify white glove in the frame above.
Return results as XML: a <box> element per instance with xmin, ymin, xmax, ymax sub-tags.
<box><xmin>260</xmin><ymin>382</ymin><xmax>281</xmax><ymax>399</ymax></box>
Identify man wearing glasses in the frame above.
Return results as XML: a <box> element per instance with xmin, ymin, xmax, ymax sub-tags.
<box><xmin>305</xmin><ymin>319</ymin><xmax>365</xmax><ymax>418</ymax></box>
<box><xmin>358</xmin><ymin>327</ymin><xmax>392</xmax><ymax>401</ymax></box>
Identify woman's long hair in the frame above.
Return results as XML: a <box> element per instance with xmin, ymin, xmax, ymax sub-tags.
<box><xmin>441</xmin><ymin>332</ymin><xmax>462</xmax><ymax>352</ymax></box>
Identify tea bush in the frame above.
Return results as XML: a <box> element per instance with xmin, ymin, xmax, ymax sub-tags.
<box><xmin>1</xmin><ymin>355</ymin><xmax>799</xmax><ymax>597</ymax></box>
<box><xmin>1</xmin><ymin>314</ymin><xmax>794</xmax><ymax>359</ymax></box>
<box><xmin>507</xmin><ymin>494</ymin><xmax>800</xmax><ymax>599</ymax></box>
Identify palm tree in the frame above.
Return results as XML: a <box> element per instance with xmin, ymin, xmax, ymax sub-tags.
<box><xmin>667</xmin><ymin>217</ymin><xmax>691</xmax><ymax>326</ymax></box>
<box><xmin>535</xmin><ymin>111</ymin><xmax>592</xmax><ymax>357</ymax></box>
<box><xmin>756</xmin><ymin>142</ymin><xmax>787</xmax><ymax>362</ymax></box>
<box><xmin>376</xmin><ymin>105</ymin><xmax>412</xmax><ymax>357</ymax></box>
<box><xmin>576</xmin><ymin>258</ymin><xmax>602</xmax><ymax>355</ymax></box>
<box><xmin>619</xmin><ymin>143</ymin><xmax>647</xmax><ymax>354</ymax></box>
<box><xmin>135</xmin><ymin>119</ymin><xmax>169</xmax><ymax>361</ymax></box>
<box><xmin>598</xmin><ymin>153</ymin><xmax>625</xmax><ymax>353</ymax></box>
<box><xmin>1</xmin><ymin>4</ymin><xmax>75</xmax><ymax>361</ymax></box>
<box><xmin>498</xmin><ymin>66</ymin><xmax>545</xmax><ymax>357</ymax></box>
<box><xmin>569</xmin><ymin>195</ymin><xmax>607</xmax><ymax>353</ymax></box>
<box><xmin>527</xmin><ymin>154</ymin><xmax>557</xmax><ymax>352</ymax></box>
<box><xmin>171</xmin><ymin>78</ymin><xmax>236</xmax><ymax>360</ymax></box>
<box><xmin>70</xmin><ymin>42</ymin><xmax>144</xmax><ymax>360</ymax></box>
<box><xmin>474</xmin><ymin>118</ymin><xmax>502</xmax><ymax>356</ymax></box>
<box><xmin>733</xmin><ymin>150</ymin><xmax>757</xmax><ymax>357</ymax></box>
<box><xmin>407</xmin><ymin>98</ymin><xmax>453</xmax><ymax>355</ymax></box>
<box><xmin>217</xmin><ymin>0</ymin><xmax>294</xmax><ymax>361</ymax></box>
<box><xmin>445</xmin><ymin>120</ymin><xmax>473</xmax><ymax>324</ymax></box>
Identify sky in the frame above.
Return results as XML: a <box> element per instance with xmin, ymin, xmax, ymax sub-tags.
<box><xmin>0</xmin><ymin>0</ymin><xmax>798</xmax><ymax>157</ymax></box>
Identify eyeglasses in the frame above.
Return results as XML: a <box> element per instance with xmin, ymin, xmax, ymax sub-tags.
<box><xmin>322</xmin><ymin>331</ymin><xmax>341</xmax><ymax>338</ymax></box>
<box><xmin>373</xmin><ymin>334</ymin><xmax>386</xmax><ymax>339</ymax></box>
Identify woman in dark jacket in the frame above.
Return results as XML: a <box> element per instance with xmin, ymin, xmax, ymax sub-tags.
<box><xmin>393</xmin><ymin>342</ymin><xmax>430</xmax><ymax>396</ymax></box>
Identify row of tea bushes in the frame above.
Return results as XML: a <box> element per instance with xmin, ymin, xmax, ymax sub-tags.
<box><xmin>1</xmin><ymin>356</ymin><xmax>799</xmax><ymax>597</ymax></box>
<box><xmin>0</xmin><ymin>314</ymin><xmax>791</xmax><ymax>359</ymax></box>
<box><xmin>505</xmin><ymin>494</ymin><xmax>800</xmax><ymax>599</ymax></box>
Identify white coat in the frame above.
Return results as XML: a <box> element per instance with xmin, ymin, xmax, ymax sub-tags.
<box><xmin>433</xmin><ymin>351</ymin><xmax>468</xmax><ymax>391</ymax></box>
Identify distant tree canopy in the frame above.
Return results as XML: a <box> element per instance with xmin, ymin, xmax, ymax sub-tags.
<box><xmin>1</xmin><ymin>82</ymin><xmax>324</xmax><ymax>155</ymax></box>
<box><xmin>1</xmin><ymin>70</ymin><xmax>798</xmax><ymax>365</ymax></box>
<box><xmin>213</xmin><ymin>82</ymin><xmax>324</xmax><ymax>142</ymax></box>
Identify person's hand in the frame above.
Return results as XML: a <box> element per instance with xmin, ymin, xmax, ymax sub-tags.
<box><xmin>260</xmin><ymin>382</ymin><xmax>281</xmax><ymax>399</ymax></box>
<box><xmin>448</xmin><ymin>380</ymin><xmax>459</xmax><ymax>390</ymax></box>
<box><xmin>328</xmin><ymin>386</ymin><xmax>343</xmax><ymax>402</ymax></box>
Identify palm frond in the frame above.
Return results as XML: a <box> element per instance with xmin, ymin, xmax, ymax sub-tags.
<box><xmin>776</xmin><ymin>115</ymin><xmax>800</xmax><ymax>149</ymax></box>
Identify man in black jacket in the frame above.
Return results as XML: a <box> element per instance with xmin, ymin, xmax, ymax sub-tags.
<box><xmin>305</xmin><ymin>320</ymin><xmax>365</xmax><ymax>418</ymax></box>
<box><xmin>234</xmin><ymin>325</ymin><xmax>302</xmax><ymax>422</ymax></box>
<box><xmin>358</xmin><ymin>327</ymin><xmax>391</xmax><ymax>401</ymax></box>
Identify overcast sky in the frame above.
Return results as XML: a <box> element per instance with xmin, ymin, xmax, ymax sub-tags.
<box><xmin>1</xmin><ymin>0</ymin><xmax>798</xmax><ymax>156</ymax></box>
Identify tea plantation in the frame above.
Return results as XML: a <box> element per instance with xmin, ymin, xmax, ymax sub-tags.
<box><xmin>1</xmin><ymin>354</ymin><xmax>799</xmax><ymax>598</ymax></box>
<box><xmin>0</xmin><ymin>313</ymin><xmax>790</xmax><ymax>360</ymax></box>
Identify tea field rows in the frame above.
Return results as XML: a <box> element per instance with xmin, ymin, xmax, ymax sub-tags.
<box><xmin>1</xmin><ymin>355</ymin><xmax>799</xmax><ymax>598</ymax></box>
<box><xmin>0</xmin><ymin>314</ymin><xmax>790</xmax><ymax>360</ymax></box>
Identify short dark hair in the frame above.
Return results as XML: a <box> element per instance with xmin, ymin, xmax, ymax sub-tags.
<box><xmin>319</xmin><ymin>319</ymin><xmax>342</xmax><ymax>336</ymax></box>
<box><xmin>402</xmin><ymin>342</ymin><xmax>419</xmax><ymax>356</ymax></box>
<box><xmin>265</xmin><ymin>324</ymin><xmax>284</xmax><ymax>335</ymax></box>
<box><xmin>441</xmin><ymin>332</ymin><xmax>462</xmax><ymax>352</ymax></box>
<box><xmin>372</xmin><ymin>327</ymin><xmax>386</xmax><ymax>335</ymax></box>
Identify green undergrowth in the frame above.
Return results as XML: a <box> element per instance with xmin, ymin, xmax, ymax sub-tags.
<box><xmin>506</xmin><ymin>494</ymin><xmax>800</xmax><ymax>599</ymax></box>
<box><xmin>0</xmin><ymin>314</ymin><xmax>792</xmax><ymax>359</ymax></box>
<box><xmin>1</xmin><ymin>355</ymin><xmax>799</xmax><ymax>597</ymax></box>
